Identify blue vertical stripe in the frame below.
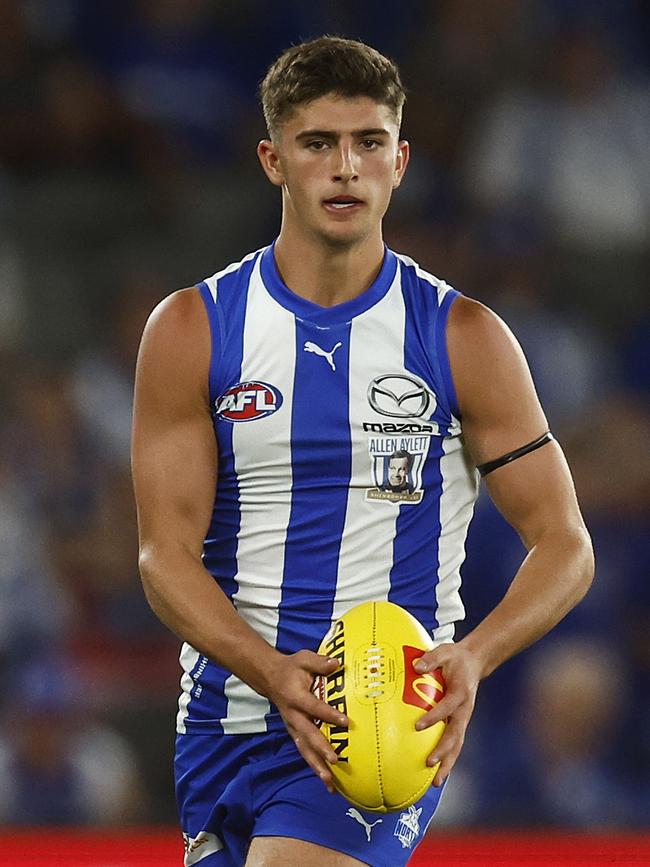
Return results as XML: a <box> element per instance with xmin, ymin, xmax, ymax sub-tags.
<box><xmin>197</xmin><ymin>282</ymin><xmax>223</xmax><ymax>404</ymax></box>
<box><xmin>274</xmin><ymin>320</ymin><xmax>353</xmax><ymax>657</ymax></box>
<box><xmin>435</xmin><ymin>289</ymin><xmax>461</xmax><ymax>421</ymax></box>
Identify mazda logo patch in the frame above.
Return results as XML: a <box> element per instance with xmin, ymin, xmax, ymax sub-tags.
<box><xmin>367</xmin><ymin>374</ymin><xmax>435</xmax><ymax>419</ymax></box>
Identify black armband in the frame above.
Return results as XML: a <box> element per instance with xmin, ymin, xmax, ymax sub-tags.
<box><xmin>477</xmin><ymin>431</ymin><xmax>555</xmax><ymax>478</ymax></box>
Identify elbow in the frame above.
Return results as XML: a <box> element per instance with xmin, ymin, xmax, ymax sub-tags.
<box><xmin>137</xmin><ymin>542</ymin><xmax>156</xmax><ymax>583</ymax></box>
<box><xmin>137</xmin><ymin>542</ymin><xmax>175</xmax><ymax>613</ymax></box>
<box><xmin>572</xmin><ymin>526</ymin><xmax>595</xmax><ymax>605</ymax></box>
<box><xmin>138</xmin><ymin>544</ymin><xmax>155</xmax><ymax>580</ymax></box>
<box><xmin>137</xmin><ymin>545</ymin><xmax>159</xmax><ymax>608</ymax></box>
<box><xmin>137</xmin><ymin>538</ymin><xmax>202</xmax><ymax>606</ymax></box>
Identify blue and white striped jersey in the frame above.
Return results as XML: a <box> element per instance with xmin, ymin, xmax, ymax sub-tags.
<box><xmin>176</xmin><ymin>244</ymin><xmax>480</xmax><ymax>735</ymax></box>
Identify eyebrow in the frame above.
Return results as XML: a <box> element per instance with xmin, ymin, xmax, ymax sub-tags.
<box><xmin>295</xmin><ymin>128</ymin><xmax>390</xmax><ymax>142</ymax></box>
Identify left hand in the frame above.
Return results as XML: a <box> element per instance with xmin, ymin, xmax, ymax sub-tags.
<box><xmin>412</xmin><ymin>642</ymin><xmax>483</xmax><ymax>787</ymax></box>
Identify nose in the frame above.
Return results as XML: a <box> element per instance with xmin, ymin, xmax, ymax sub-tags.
<box><xmin>333</xmin><ymin>143</ymin><xmax>358</xmax><ymax>183</ymax></box>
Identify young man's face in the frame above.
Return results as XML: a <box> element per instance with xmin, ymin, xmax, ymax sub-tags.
<box><xmin>258</xmin><ymin>94</ymin><xmax>409</xmax><ymax>248</ymax></box>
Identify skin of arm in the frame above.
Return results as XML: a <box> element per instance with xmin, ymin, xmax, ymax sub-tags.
<box><xmin>131</xmin><ymin>288</ymin><xmax>346</xmax><ymax>792</ymax></box>
<box><xmin>414</xmin><ymin>295</ymin><xmax>595</xmax><ymax>786</ymax></box>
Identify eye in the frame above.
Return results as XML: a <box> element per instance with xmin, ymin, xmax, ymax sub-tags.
<box><xmin>361</xmin><ymin>139</ymin><xmax>381</xmax><ymax>150</ymax></box>
<box><xmin>307</xmin><ymin>140</ymin><xmax>328</xmax><ymax>151</ymax></box>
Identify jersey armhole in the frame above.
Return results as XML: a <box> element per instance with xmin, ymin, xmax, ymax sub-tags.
<box><xmin>435</xmin><ymin>288</ymin><xmax>462</xmax><ymax>422</ymax></box>
<box><xmin>197</xmin><ymin>281</ymin><xmax>223</xmax><ymax>407</ymax></box>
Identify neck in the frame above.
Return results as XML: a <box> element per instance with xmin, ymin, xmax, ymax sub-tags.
<box><xmin>273</xmin><ymin>225</ymin><xmax>385</xmax><ymax>308</ymax></box>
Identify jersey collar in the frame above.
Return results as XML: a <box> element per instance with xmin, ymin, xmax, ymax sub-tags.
<box><xmin>259</xmin><ymin>241</ymin><xmax>397</xmax><ymax>327</ymax></box>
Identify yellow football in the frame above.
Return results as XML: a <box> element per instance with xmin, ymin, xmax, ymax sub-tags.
<box><xmin>313</xmin><ymin>600</ymin><xmax>446</xmax><ymax>813</ymax></box>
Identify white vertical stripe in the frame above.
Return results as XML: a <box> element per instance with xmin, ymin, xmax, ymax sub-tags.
<box><xmin>433</xmin><ymin>435</ymin><xmax>480</xmax><ymax>642</ymax></box>
<box><xmin>221</xmin><ymin>256</ymin><xmax>296</xmax><ymax>733</ymax></box>
<box><xmin>331</xmin><ymin>272</ymin><xmax>405</xmax><ymax>622</ymax></box>
<box><xmin>176</xmin><ymin>642</ymin><xmax>201</xmax><ymax>734</ymax></box>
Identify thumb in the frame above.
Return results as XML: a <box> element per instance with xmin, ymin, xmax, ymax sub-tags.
<box><xmin>413</xmin><ymin>645</ymin><xmax>450</xmax><ymax>674</ymax></box>
<box><xmin>414</xmin><ymin>655</ymin><xmax>435</xmax><ymax>673</ymax></box>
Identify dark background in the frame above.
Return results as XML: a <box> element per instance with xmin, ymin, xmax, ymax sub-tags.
<box><xmin>0</xmin><ymin>0</ymin><xmax>648</xmax><ymax>830</ymax></box>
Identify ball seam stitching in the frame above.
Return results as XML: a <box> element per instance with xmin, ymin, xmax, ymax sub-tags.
<box><xmin>372</xmin><ymin>602</ymin><xmax>385</xmax><ymax>806</ymax></box>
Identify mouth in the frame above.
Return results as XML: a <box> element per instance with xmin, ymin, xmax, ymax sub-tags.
<box><xmin>322</xmin><ymin>195</ymin><xmax>364</xmax><ymax>214</ymax></box>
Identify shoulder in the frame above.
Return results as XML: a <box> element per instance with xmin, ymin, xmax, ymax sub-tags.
<box><xmin>144</xmin><ymin>286</ymin><xmax>207</xmax><ymax>350</ymax></box>
<box><xmin>140</xmin><ymin>245</ymin><xmax>265</xmax><ymax>370</ymax></box>
<box><xmin>136</xmin><ymin>287</ymin><xmax>210</xmax><ymax>404</ymax></box>
<box><xmin>446</xmin><ymin>295</ymin><xmax>540</xmax><ymax>424</ymax></box>
<box><xmin>447</xmin><ymin>295</ymin><xmax>524</xmax><ymax>357</ymax></box>
<box><xmin>147</xmin><ymin>285</ymin><xmax>206</xmax><ymax>332</ymax></box>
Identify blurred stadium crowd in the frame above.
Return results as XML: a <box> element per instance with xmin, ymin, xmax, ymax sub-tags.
<box><xmin>0</xmin><ymin>0</ymin><xmax>648</xmax><ymax>831</ymax></box>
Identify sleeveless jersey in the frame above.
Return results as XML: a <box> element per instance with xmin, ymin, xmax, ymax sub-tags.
<box><xmin>176</xmin><ymin>243</ymin><xmax>480</xmax><ymax>735</ymax></box>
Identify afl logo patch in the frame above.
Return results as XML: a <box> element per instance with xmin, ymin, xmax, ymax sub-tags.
<box><xmin>215</xmin><ymin>381</ymin><xmax>283</xmax><ymax>422</ymax></box>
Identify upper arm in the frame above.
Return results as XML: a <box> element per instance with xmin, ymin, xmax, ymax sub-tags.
<box><xmin>131</xmin><ymin>287</ymin><xmax>216</xmax><ymax>559</ymax></box>
<box><xmin>446</xmin><ymin>295</ymin><xmax>586</xmax><ymax>548</ymax></box>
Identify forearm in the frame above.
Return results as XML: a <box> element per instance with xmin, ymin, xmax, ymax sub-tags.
<box><xmin>460</xmin><ymin>526</ymin><xmax>594</xmax><ymax>679</ymax></box>
<box><xmin>139</xmin><ymin>544</ymin><xmax>284</xmax><ymax>697</ymax></box>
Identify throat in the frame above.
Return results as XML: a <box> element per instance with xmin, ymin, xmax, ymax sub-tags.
<box><xmin>273</xmin><ymin>236</ymin><xmax>384</xmax><ymax>308</ymax></box>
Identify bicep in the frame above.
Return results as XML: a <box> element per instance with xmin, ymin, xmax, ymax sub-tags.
<box><xmin>447</xmin><ymin>296</ymin><xmax>585</xmax><ymax>546</ymax></box>
<box><xmin>483</xmin><ymin>439</ymin><xmax>583</xmax><ymax>549</ymax></box>
<box><xmin>131</xmin><ymin>288</ymin><xmax>216</xmax><ymax>557</ymax></box>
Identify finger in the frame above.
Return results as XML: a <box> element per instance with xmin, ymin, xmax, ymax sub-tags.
<box><xmin>431</xmin><ymin>747</ymin><xmax>457</xmax><ymax>788</ymax></box>
<box><xmin>415</xmin><ymin>690</ymin><xmax>465</xmax><ymax>729</ymax></box>
<box><xmin>292</xmin><ymin>730</ymin><xmax>338</xmax><ymax>795</ymax></box>
<box><xmin>428</xmin><ymin>714</ymin><xmax>466</xmax><ymax>766</ymax></box>
<box><xmin>288</xmin><ymin>710</ymin><xmax>343</xmax><ymax>766</ymax></box>
<box><xmin>427</xmin><ymin>710</ymin><xmax>471</xmax><ymax>787</ymax></box>
<box><xmin>298</xmin><ymin>694</ymin><xmax>349</xmax><ymax>729</ymax></box>
<box><xmin>298</xmin><ymin>650</ymin><xmax>342</xmax><ymax>674</ymax></box>
<box><xmin>305</xmin><ymin>688</ymin><xmax>349</xmax><ymax>728</ymax></box>
<box><xmin>317</xmin><ymin>701</ymin><xmax>348</xmax><ymax>729</ymax></box>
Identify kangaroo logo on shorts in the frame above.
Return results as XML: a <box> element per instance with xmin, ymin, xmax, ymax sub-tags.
<box><xmin>215</xmin><ymin>381</ymin><xmax>283</xmax><ymax>422</ymax></box>
<box><xmin>394</xmin><ymin>805</ymin><xmax>422</xmax><ymax>849</ymax></box>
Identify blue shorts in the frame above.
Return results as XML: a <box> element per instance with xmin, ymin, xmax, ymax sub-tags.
<box><xmin>175</xmin><ymin>729</ymin><xmax>445</xmax><ymax>866</ymax></box>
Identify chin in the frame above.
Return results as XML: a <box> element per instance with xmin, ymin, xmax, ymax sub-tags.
<box><xmin>317</xmin><ymin>223</ymin><xmax>372</xmax><ymax>250</ymax></box>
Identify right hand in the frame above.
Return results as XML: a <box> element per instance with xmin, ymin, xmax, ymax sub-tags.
<box><xmin>265</xmin><ymin>650</ymin><xmax>348</xmax><ymax>793</ymax></box>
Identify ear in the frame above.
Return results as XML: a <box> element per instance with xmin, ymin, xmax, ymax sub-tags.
<box><xmin>257</xmin><ymin>139</ymin><xmax>285</xmax><ymax>187</ymax></box>
<box><xmin>393</xmin><ymin>140</ymin><xmax>410</xmax><ymax>190</ymax></box>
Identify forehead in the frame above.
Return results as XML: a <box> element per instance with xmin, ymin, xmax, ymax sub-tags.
<box><xmin>281</xmin><ymin>94</ymin><xmax>399</xmax><ymax>137</ymax></box>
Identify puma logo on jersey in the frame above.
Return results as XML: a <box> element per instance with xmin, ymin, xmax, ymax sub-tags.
<box><xmin>346</xmin><ymin>807</ymin><xmax>383</xmax><ymax>842</ymax></box>
<box><xmin>304</xmin><ymin>340</ymin><xmax>342</xmax><ymax>371</ymax></box>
